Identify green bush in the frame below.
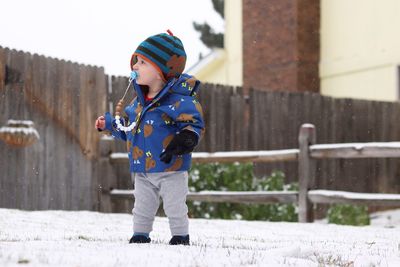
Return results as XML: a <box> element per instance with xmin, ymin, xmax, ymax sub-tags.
<box><xmin>188</xmin><ymin>163</ymin><xmax>298</xmax><ymax>221</ymax></box>
<box><xmin>327</xmin><ymin>204</ymin><xmax>370</xmax><ymax>226</ymax></box>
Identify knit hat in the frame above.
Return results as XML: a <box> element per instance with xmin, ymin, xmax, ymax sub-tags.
<box><xmin>131</xmin><ymin>30</ymin><xmax>187</xmax><ymax>82</ymax></box>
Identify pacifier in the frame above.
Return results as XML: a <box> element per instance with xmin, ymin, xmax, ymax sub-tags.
<box><xmin>130</xmin><ymin>71</ymin><xmax>139</xmax><ymax>80</ymax></box>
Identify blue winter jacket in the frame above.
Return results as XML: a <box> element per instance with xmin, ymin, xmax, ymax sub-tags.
<box><xmin>104</xmin><ymin>74</ymin><xmax>205</xmax><ymax>173</ymax></box>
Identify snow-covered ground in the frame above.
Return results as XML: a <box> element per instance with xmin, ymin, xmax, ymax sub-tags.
<box><xmin>1</xmin><ymin>208</ymin><xmax>399</xmax><ymax>266</ymax></box>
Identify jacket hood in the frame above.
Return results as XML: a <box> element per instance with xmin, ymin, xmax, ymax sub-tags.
<box><xmin>169</xmin><ymin>74</ymin><xmax>201</xmax><ymax>97</ymax></box>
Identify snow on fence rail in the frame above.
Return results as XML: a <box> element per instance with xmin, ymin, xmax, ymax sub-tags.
<box><xmin>109</xmin><ymin>142</ymin><xmax>400</xmax><ymax>165</ymax></box>
<box><xmin>101</xmin><ymin>124</ymin><xmax>400</xmax><ymax>222</ymax></box>
<box><xmin>110</xmin><ymin>190</ymin><xmax>298</xmax><ymax>204</ymax></box>
<box><xmin>310</xmin><ymin>142</ymin><xmax>400</xmax><ymax>158</ymax></box>
<box><xmin>109</xmin><ymin>149</ymin><xmax>300</xmax><ymax>164</ymax></box>
<box><xmin>308</xmin><ymin>190</ymin><xmax>400</xmax><ymax>206</ymax></box>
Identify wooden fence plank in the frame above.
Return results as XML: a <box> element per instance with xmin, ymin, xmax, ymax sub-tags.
<box><xmin>249</xmin><ymin>89</ymin><xmax>259</xmax><ymax>150</ymax></box>
<box><xmin>46</xmin><ymin>56</ymin><xmax>58</xmax><ymax>209</ymax></box>
<box><xmin>70</xmin><ymin>62</ymin><xmax>82</xmax><ymax>210</ymax></box>
<box><xmin>209</xmin><ymin>85</ymin><xmax>218</xmax><ymax>152</ymax></box>
<box><xmin>216</xmin><ymin>85</ymin><xmax>226</xmax><ymax>151</ymax></box>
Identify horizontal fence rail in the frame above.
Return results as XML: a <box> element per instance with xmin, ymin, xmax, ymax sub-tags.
<box><xmin>109</xmin><ymin>142</ymin><xmax>400</xmax><ymax>165</ymax></box>
<box><xmin>110</xmin><ymin>189</ymin><xmax>299</xmax><ymax>204</ymax></box>
<box><xmin>310</xmin><ymin>142</ymin><xmax>400</xmax><ymax>159</ymax></box>
<box><xmin>109</xmin><ymin>149</ymin><xmax>299</xmax><ymax>164</ymax></box>
<box><xmin>189</xmin><ymin>150</ymin><xmax>299</xmax><ymax>163</ymax></box>
<box><xmin>308</xmin><ymin>190</ymin><xmax>400</xmax><ymax>206</ymax></box>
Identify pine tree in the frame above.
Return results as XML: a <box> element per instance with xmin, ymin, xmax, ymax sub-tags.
<box><xmin>193</xmin><ymin>0</ymin><xmax>224</xmax><ymax>49</ymax></box>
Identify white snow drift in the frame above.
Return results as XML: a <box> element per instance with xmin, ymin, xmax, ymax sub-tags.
<box><xmin>0</xmin><ymin>208</ymin><xmax>399</xmax><ymax>266</ymax></box>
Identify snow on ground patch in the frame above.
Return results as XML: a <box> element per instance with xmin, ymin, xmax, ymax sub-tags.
<box><xmin>0</xmin><ymin>208</ymin><xmax>399</xmax><ymax>266</ymax></box>
<box><xmin>371</xmin><ymin>208</ymin><xmax>400</xmax><ymax>228</ymax></box>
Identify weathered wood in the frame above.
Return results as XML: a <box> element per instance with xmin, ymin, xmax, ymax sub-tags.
<box><xmin>308</xmin><ymin>190</ymin><xmax>400</xmax><ymax>206</ymax></box>
<box><xmin>298</xmin><ymin>124</ymin><xmax>316</xmax><ymax>223</ymax></box>
<box><xmin>310</xmin><ymin>142</ymin><xmax>400</xmax><ymax>159</ymax></box>
<box><xmin>110</xmin><ymin>76</ymin><xmax>133</xmax><ymax>153</ymax></box>
<box><xmin>0</xmin><ymin>47</ymin><xmax>107</xmax><ymax>211</ymax></box>
<box><xmin>193</xmin><ymin>150</ymin><xmax>299</xmax><ymax>163</ymax></box>
<box><xmin>70</xmin><ymin>61</ymin><xmax>83</xmax><ymax>210</ymax></box>
<box><xmin>249</xmin><ymin>89</ymin><xmax>259</xmax><ymax>150</ymax></box>
<box><xmin>3</xmin><ymin>45</ymin><xmax>400</xmax><ymax>214</ymax></box>
<box><xmin>110</xmin><ymin>189</ymin><xmax>299</xmax><ymax>204</ymax></box>
<box><xmin>99</xmin><ymin>136</ymin><xmax>115</xmax><ymax>157</ymax></box>
<box><xmin>97</xmin><ymin>157</ymin><xmax>118</xmax><ymax>212</ymax></box>
<box><xmin>109</xmin><ymin>149</ymin><xmax>299</xmax><ymax>164</ymax></box>
<box><xmin>209</xmin><ymin>85</ymin><xmax>218</xmax><ymax>152</ymax></box>
<box><xmin>230</xmin><ymin>93</ymin><xmax>245</xmax><ymax>150</ymax></box>
<box><xmin>0</xmin><ymin>46</ymin><xmax>5</xmax><ymax>92</ymax></box>
<box><xmin>216</xmin><ymin>86</ymin><xmax>226</xmax><ymax>151</ymax></box>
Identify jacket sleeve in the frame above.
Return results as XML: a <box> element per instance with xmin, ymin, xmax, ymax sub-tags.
<box><xmin>168</xmin><ymin>96</ymin><xmax>205</xmax><ymax>140</ymax></box>
<box><xmin>103</xmin><ymin>112</ymin><xmax>127</xmax><ymax>141</ymax></box>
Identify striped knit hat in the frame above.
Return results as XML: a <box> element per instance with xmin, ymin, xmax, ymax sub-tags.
<box><xmin>130</xmin><ymin>30</ymin><xmax>186</xmax><ymax>82</ymax></box>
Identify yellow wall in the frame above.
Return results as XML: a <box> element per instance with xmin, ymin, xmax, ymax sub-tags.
<box><xmin>193</xmin><ymin>49</ymin><xmax>227</xmax><ymax>84</ymax></box>
<box><xmin>320</xmin><ymin>0</ymin><xmax>400</xmax><ymax>101</ymax></box>
<box><xmin>191</xmin><ymin>0</ymin><xmax>242</xmax><ymax>86</ymax></box>
<box><xmin>224</xmin><ymin>0</ymin><xmax>242</xmax><ymax>86</ymax></box>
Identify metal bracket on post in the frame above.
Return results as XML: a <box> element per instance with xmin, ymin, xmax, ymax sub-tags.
<box><xmin>298</xmin><ymin>123</ymin><xmax>316</xmax><ymax>223</ymax></box>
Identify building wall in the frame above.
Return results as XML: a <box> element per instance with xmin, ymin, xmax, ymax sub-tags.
<box><xmin>225</xmin><ymin>0</ymin><xmax>243</xmax><ymax>86</ymax></box>
<box><xmin>189</xmin><ymin>0</ymin><xmax>242</xmax><ymax>87</ymax></box>
<box><xmin>191</xmin><ymin>49</ymin><xmax>227</xmax><ymax>85</ymax></box>
<box><xmin>320</xmin><ymin>0</ymin><xmax>400</xmax><ymax>101</ymax></box>
<box><xmin>242</xmin><ymin>0</ymin><xmax>320</xmax><ymax>94</ymax></box>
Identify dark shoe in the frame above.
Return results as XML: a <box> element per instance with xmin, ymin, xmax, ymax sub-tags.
<box><xmin>169</xmin><ymin>235</ymin><xmax>190</xmax><ymax>245</ymax></box>
<box><xmin>129</xmin><ymin>235</ymin><xmax>151</xmax><ymax>244</ymax></box>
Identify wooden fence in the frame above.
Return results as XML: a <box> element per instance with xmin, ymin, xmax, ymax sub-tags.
<box><xmin>1</xmin><ymin>46</ymin><xmax>400</xmax><ymax>213</ymax></box>
<box><xmin>107</xmin><ymin>78</ymin><xmax>400</xmax><ymax>210</ymax></box>
<box><xmin>0</xmin><ymin>47</ymin><xmax>107</xmax><ymax>210</ymax></box>
<box><xmin>105</xmin><ymin>124</ymin><xmax>400</xmax><ymax>222</ymax></box>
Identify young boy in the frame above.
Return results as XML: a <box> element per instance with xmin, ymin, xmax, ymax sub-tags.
<box><xmin>95</xmin><ymin>31</ymin><xmax>204</xmax><ymax>245</ymax></box>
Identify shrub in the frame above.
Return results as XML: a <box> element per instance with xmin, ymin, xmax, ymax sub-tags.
<box><xmin>188</xmin><ymin>163</ymin><xmax>298</xmax><ymax>221</ymax></box>
<box><xmin>327</xmin><ymin>204</ymin><xmax>370</xmax><ymax>226</ymax></box>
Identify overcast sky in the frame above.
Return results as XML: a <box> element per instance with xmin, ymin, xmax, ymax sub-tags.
<box><xmin>0</xmin><ymin>0</ymin><xmax>224</xmax><ymax>76</ymax></box>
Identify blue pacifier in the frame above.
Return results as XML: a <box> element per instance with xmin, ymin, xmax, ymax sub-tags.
<box><xmin>130</xmin><ymin>71</ymin><xmax>139</xmax><ymax>80</ymax></box>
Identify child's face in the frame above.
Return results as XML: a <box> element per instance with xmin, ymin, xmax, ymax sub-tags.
<box><xmin>132</xmin><ymin>56</ymin><xmax>163</xmax><ymax>86</ymax></box>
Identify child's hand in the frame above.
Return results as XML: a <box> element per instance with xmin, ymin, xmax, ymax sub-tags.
<box><xmin>95</xmin><ymin>116</ymin><xmax>105</xmax><ymax>131</ymax></box>
<box><xmin>160</xmin><ymin>130</ymin><xmax>198</xmax><ymax>164</ymax></box>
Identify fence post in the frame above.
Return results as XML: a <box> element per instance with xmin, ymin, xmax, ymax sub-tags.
<box><xmin>298</xmin><ymin>124</ymin><xmax>316</xmax><ymax>222</ymax></box>
<box><xmin>98</xmin><ymin>136</ymin><xmax>117</xmax><ymax>212</ymax></box>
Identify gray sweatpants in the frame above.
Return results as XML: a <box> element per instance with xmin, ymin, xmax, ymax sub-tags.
<box><xmin>131</xmin><ymin>171</ymin><xmax>189</xmax><ymax>236</ymax></box>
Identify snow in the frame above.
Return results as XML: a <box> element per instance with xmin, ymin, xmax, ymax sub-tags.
<box><xmin>110</xmin><ymin>150</ymin><xmax>300</xmax><ymax>161</ymax></box>
<box><xmin>0</xmin><ymin>120</ymin><xmax>40</xmax><ymax>139</ymax></box>
<box><xmin>100</xmin><ymin>135</ymin><xmax>114</xmax><ymax>141</ymax></box>
<box><xmin>311</xmin><ymin>142</ymin><xmax>400</xmax><ymax>150</ymax></box>
<box><xmin>370</xmin><ymin>209</ymin><xmax>400</xmax><ymax>228</ymax></box>
<box><xmin>309</xmin><ymin>190</ymin><xmax>400</xmax><ymax>200</ymax></box>
<box><xmin>1</xmin><ymin>208</ymin><xmax>400</xmax><ymax>266</ymax></box>
<box><xmin>6</xmin><ymin>120</ymin><xmax>35</xmax><ymax>127</ymax></box>
<box><xmin>193</xmin><ymin>149</ymin><xmax>299</xmax><ymax>158</ymax></box>
<box><xmin>109</xmin><ymin>152</ymin><xmax>128</xmax><ymax>160</ymax></box>
<box><xmin>111</xmin><ymin>189</ymin><xmax>297</xmax><ymax>197</ymax></box>
<box><xmin>192</xmin><ymin>190</ymin><xmax>297</xmax><ymax>196</ymax></box>
<box><xmin>0</xmin><ymin>127</ymin><xmax>40</xmax><ymax>138</ymax></box>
